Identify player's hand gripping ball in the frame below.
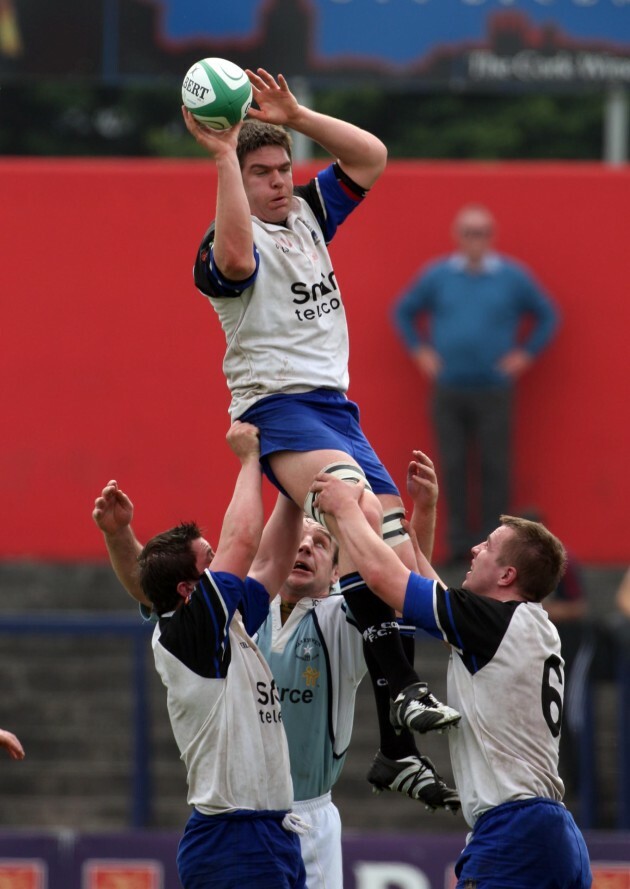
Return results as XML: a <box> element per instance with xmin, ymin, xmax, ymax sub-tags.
<box><xmin>182</xmin><ymin>58</ymin><xmax>253</xmax><ymax>130</ymax></box>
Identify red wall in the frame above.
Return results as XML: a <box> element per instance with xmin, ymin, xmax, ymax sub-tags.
<box><xmin>1</xmin><ymin>159</ymin><xmax>628</xmax><ymax>562</ymax></box>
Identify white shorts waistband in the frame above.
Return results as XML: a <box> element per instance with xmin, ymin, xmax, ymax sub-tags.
<box><xmin>292</xmin><ymin>791</ymin><xmax>333</xmax><ymax>815</ymax></box>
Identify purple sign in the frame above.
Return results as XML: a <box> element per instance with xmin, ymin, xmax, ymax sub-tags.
<box><xmin>0</xmin><ymin>828</ymin><xmax>627</xmax><ymax>889</ymax></box>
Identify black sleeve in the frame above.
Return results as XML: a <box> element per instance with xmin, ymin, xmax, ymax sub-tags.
<box><xmin>192</xmin><ymin>222</ymin><xmax>218</xmax><ymax>297</ymax></box>
<box><xmin>293</xmin><ymin>178</ymin><xmax>327</xmax><ymax>232</ymax></box>
<box><xmin>436</xmin><ymin>587</ymin><xmax>522</xmax><ymax>674</ymax></box>
<box><xmin>157</xmin><ymin>576</ymin><xmax>232</xmax><ymax>678</ymax></box>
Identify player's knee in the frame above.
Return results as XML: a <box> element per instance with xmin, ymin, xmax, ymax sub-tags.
<box><xmin>304</xmin><ymin>461</ymin><xmax>374</xmax><ymax>531</ymax></box>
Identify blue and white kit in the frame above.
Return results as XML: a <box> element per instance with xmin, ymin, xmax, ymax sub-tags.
<box><xmin>193</xmin><ymin>163</ymin><xmax>398</xmax><ymax>496</ymax></box>
<box><xmin>153</xmin><ymin>570</ymin><xmax>304</xmax><ymax>888</ymax></box>
<box><xmin>403</xmin><ymin>575</ymin><xmax>592</xmax><ymax>888</ymax></box>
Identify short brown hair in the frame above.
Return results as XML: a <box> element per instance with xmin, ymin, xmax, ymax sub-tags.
<box><xmin>138</xmin><ymin>522</ymin><xmax>202</xmax><ymax>616</ymax></box>
<box><xmin>497</xmin><ymin>515</ymin><xmax>567</xmax><ymax>602</ymax></box>
<box><xmin>237</xmin><ymin>120</ymin><xmax>292</xmax><ymax>168</ymax></box>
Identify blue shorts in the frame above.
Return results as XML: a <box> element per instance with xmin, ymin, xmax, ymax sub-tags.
<box><xmin>455</xmin><ymin>798</ymin><xmax>592</xmax><ymax>889</ymax></box>
<box><xmin>177</xmin><ymin>808</ymin><xmax>306</xmax><ymax>889</ymax></box>
<box><xmin>240</xmin><ymin>389</ymin><xmax>399</xmax><ymax>497</ymax></box>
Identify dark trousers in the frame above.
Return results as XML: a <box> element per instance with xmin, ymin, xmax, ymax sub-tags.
<box><xmin>432</xmin><ymin>384</ymin><xmax>512</xmax><ymax>559</ymax></box>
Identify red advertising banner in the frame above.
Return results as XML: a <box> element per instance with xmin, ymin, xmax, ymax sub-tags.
<box><xmin>0</xmin><ymin>861</ymin><xmax>46</xmax><ymax>889</ymax></box>
<box><xmin>83</xmin><ymin>861</ymin><xmax>162</xmax><ymax>889</ymax></box>
<box><xmin>592</xmin><ymin>864</ymin><xmax>630</xmax><ymax>888</ymax></box>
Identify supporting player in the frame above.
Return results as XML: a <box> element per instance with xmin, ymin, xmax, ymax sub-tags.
<box><xmin>310</xmin><ymin>466</ymin><xmax>593</xmax><ymax>889</ymax></box>
<box><xmin>99</xmin><ymin>422</ymin><xmax>307</xmax><ymax>889</ymax></box>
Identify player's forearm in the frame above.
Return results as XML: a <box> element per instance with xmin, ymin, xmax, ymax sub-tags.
<box><xmin>288</xmin><ymin>106</ymin><xmax>387</xmax><ymax>188</ymax></box>
<box><xmin>329</xmin><ymin>503</ymin><xmax>408</xmax><ymax>611</ymax></box>
<box><xmin>215</xmin><ymin>459</ymin><xmax>264</xmax><ymax>565</ymax></box>
<box><xmin>251</xmin><ymin>495</ymin><xmax>303</xmax><ymax>598</ymax></box>
<box><xmin>213</xmin><ymin>153</ymin><xmax>256</xmax><ymax>278</ymax></box>
<box><xmin>103</xmin><ymin>528</ymin><xmax>149</xmax><ymax>607</ymax></box>
<box><xmin>410</xmin><ymin>504</ymin><xmax>437</xmax><ymax>563</ymax></box>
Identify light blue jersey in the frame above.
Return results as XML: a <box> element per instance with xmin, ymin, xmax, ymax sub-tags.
<box><xmin>254</xmin><ymin>593</ymin><xmax>366</xmax><ymax>802</ymax></box>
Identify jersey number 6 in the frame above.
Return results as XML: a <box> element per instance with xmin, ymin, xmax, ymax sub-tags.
<box><xmin>541</xmin><ymin>654</ymin><xmax>563</xmax><ymax>738</ymax></box>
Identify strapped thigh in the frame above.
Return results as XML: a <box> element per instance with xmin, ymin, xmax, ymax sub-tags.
<box><xmin>304</xmin><ymin>461</ymin><xmax>373</xmax><ymax>531</ymax></box>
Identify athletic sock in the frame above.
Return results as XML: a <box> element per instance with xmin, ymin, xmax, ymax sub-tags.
<box><xmin>340</xmin><ymin>572</ymin><xmax>419</xmax><ymax>699</ymax></box>
<box><xmin>362</xmin><ymin>638</ymin><xmax>419</xmax><ymax>760</ymax></box>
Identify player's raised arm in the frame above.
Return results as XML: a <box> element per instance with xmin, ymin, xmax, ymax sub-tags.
<box><xmin>246</xmin><ymin>68</ymin><xmax>387</xmax><ymax>190</ymax></box>
<box><xmin>210</xmin><ymin>421</ymin><xmax>264</xmax><ymax>578</ymax></box>
<box><xmin>92</xmin><ymin>480</ymin><xmax>149</xmax><ymax>607</ymax></box>
<box><xmin>181</xmin><ymin>111</ymin><xmax>256</xmax><ymax>281</ymax></box>
<box><xmin>249</xmin><ymin>493</ymin><xmax>304</xmax><ymax>600</ymax></box>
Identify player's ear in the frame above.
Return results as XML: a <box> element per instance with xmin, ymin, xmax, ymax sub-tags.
<box><xmin>498</xmin><ymin>565</ymin><xmax>517</xmax><ymax>587</ymax></box>
<box><xmin>176</xmin><ymin>580</ymin><xmax>195</xmax><ymax>602</ymax></box>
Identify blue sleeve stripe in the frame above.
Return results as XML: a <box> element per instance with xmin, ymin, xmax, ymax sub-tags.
<box><xmin>443</xmin><ymin>588</ymin><xmax>465</xmax><ymax>652</ymax></box>
<box><xmin>207</xmin><ymin>245</ymin><xmax>260</xmax><ymax>297</ymax></box>
<box><xmin>199</xmin><ymin>574</ymin><xmax>229</xmax><ymax>679</ymax></box>
<box><xmin>315</xmin><ymin>165</ymin><xmax>366</xmax><ymax>243</ymax></box>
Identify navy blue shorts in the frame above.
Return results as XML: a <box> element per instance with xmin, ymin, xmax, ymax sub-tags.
<box><xmin>177</xmin><ymin>808</ymin><xmax>306</xmax><ymax>889</ymax></box>
<box><xmin>240</xmin><ymin>389</ymin><xmax>399</xmax><ymax>496</ymax></box>
<box><xmin>455</xmin><ymin>798</ymin><xmax>592</xmax><ymax>888</ymax></box>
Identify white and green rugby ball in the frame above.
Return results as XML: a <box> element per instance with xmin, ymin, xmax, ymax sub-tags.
<box><xmin>182</xmin><ymin>58</ymin><xmax>253</xmax><ymax>130</ymax></box>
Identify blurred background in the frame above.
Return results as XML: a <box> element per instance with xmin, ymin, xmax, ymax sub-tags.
<box><xmin>1</xmin><ymin>1</ymin><xmax>629</xmax><ymax>887</ymax></box>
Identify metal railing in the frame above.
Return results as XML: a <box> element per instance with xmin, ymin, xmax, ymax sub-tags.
<box><xmin>0</xmin><ymin>613</ymin><xmax>154</xmax><ymax>828</ymax></box>
<box><xmin>0</xmin><ymin>613</ymin><xmax>627</xmax><ymax>830</ymax></box>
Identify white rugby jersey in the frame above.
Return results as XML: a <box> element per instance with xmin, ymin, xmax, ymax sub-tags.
<box><xmin>254</xmin><ymin>593</ymin><xmax>366</xmax><ymax>802</ymax></box>
<box><xmin>404</xmin><ymin>576</ymin><xmax>565</xmax><ymax>828</ymax></box>
<box><xmin>193</xmin><ymin>164</ymin><xmax>366</xmax><ymax>419</ymax></box>
<box><xmin>152</xmin><ymin>570</ymin><xmax>293</xmax><ymax>816</ymax></box>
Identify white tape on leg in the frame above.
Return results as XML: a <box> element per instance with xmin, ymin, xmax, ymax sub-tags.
<box><xmin>305</xmin><ymin>461</ymin><xmax>373</xmax><ymax>530</ymax></box>
<box><xmin>382</xmin><ymin>508</ymin><xmax>410</xmax><ymax>548</ymax></box>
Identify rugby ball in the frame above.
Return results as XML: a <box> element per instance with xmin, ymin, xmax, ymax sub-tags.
<box><xmin>182</xmin><ymin>58</ymin><xmax>253</xmax><ymax>130</ymax></box>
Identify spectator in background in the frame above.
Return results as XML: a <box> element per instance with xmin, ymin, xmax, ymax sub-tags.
<box><xmin>392</xmin><ymin>204</ymin><xmax>559</xmax><ymax>564</ymax></box>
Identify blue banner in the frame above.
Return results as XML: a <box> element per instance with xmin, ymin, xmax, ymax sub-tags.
<box><xmin>1</xmin><ymin>0</ymin><xmax>629</xmax><ymax>88</ymax></box>
<box><xmin>144</xmin><ymin>0</ymin><xmax>630</xmax><ymax>88</ymax></box>
<box><xmin>157</xmin><ymin>1</ymin><xmax>630</xmax><ymax>63</ymax></box>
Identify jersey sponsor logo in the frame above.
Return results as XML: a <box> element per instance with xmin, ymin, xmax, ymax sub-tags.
<box><xmin>256</xmin><ymin>679</ymin><xmax>283</xmax><ymax>724</ymax></box>
<box><xmin>291</xmin><ymin>271</ymin><xmax>338</xmax><ymax>304</ymax></box>
<box><xmin>277</xmin><ymin>684</ymin><xmax>315</xmax><ymax>704</ymax></box>
<box><xmin>291</xmin><ymin>271</ymin><xmax>342</xmax><ymax>322</ymax></box>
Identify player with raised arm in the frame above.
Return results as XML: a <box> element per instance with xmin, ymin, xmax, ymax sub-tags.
<box><xmin>95</xmin><ymin>421</ymin><xmax>306</xmax><ymax>889</ymax></box>
<box><xmin>309</xmin><ymin>466</ymin><xmax>592</xmax><ymax>889</ymax></box>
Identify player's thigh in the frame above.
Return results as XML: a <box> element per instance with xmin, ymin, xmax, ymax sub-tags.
<box><xmin>269</xmin><ymin>448</ymin><xmax>354</xmax><ymax>505</ymax></box>
<box><xmin>375</xmin><ymin>492</ymin><xmax>418</xmax><ymax>571</ymax></box>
